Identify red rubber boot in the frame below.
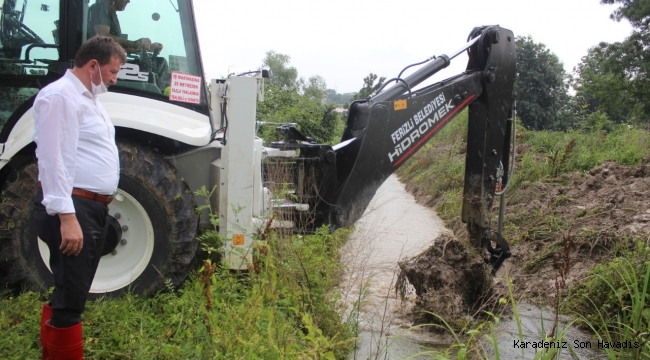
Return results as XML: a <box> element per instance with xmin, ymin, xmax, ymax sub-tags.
<box><xmin>45</xmin><ymin>321</ymin><xmax>84</xmax><ymax>360</ymax></box>
<box><xmin>40</xmin><ymin>303</ymin><xmax>52</xmax><ymax>360</ymax></box>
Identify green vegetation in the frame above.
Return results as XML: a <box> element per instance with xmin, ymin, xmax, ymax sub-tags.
<box><xmin>325</xmin><ymin>89</ymin><xmax>354</xmax><ymax>106</ymax></box>
<box><xmin>519</xmin><ymin>121</ymin><xmax>649</xmax><ymax>174</ymax></box>
<box><xmin>569</xmin><ymin>242</ymin><xmax>650</xmax><ymax>358</ymax></box>
<box><xmin>257</xmin><ymin>83</ymin><xmax>341</xmax><ymax>144</ymax></box>
<box><xmin>0</xmin><ymin>220</ymin><xmax>355</xmax><ymax>359</ymax></box>
<box><xmin>452</xmin><ymin>255</ymin><xmax>650</xmax><ymax>360</ymax></box>
<box><xmin>398</xmin><ymin>112</ymin><xmax>649</xmax><ymax>224</ymax></box>
<box><xmin>5</xmin><ymin>1</ymin><xmax>650</xmax><ymax>357</ymax></box>
<box><xmin>515</xmin><ymin>35</ymin><xmax>574</xmax><ymax>130</ymax></box>
<box><xmin>515</xmin><ymin>0</ymin><xmax>650</xmax><ymax>131</ymax></box>
<box><xmin>352</xmin><ymin>73</ymin><xmax>386</xmax><ymax>100</ymax></box>
<box><xmin>574</xmin><ymin>0</ymin><xmax>650</xmax><ymax>124</ymax></box>
<box><xmin>256</xmin><ymin>51</ymin><xmax>344</xmax><ymax>145</ymax></box>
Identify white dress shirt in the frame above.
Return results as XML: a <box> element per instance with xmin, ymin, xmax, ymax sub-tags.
<box><xmin>33</xmin><ymin>70</ymin><xmax>120</xmax><ymax>215</ymax></box>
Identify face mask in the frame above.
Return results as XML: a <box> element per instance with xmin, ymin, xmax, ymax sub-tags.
<box><xmin>91</xmin><ymin>65</ymin><xmax>108</xmax><ymax>96</ymax></box>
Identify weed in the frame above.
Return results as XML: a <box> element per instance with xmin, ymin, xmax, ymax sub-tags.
<box><xmin>0</xmin><ymin>199</ymin><xmax>354</xmax><ymax>359</ymax></box>
<box><xmin>194</xmin><ymin>185</ymin><xmax>222</xmax><ymax>258</ymax></box>
<box><xmin>548</xmin><ymin>139</ymin><xmax>576</xmax><ymax>177</ymax></box>
<box><xmin>521</xmin><ymin>240</ymin><xmax>563</xmax><ymax>273</ymax></box>
<box><xmin>199</xmin><ymin>259</ymin><xmax>217</xmax><ymax>311</ymax></box>
<box><xmin>552</xmin><ymin>194</ymin><xmax>569</xmax><ymax>207</ymax></box>
<box><xmin>569</xmin><ymin>241</ymin><xmax>650</xmax><ymax>358</ymax></box>
<box><xmin>548</xmin><ymin>235</ymin><xmax>575</xmax><ymax>337</ymax></box>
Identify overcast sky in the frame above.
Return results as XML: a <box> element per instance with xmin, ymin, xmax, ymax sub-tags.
<box><xmin>193</xmin><ymin>0</ymin><xmax>633</xmax><ymax>94</ymax></box>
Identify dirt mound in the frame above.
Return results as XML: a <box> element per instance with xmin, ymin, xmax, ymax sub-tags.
<box><xmin>510</xmin><ymin>157</ymin><xmax>650</xmax><ymax>241</ymax></box>
<box><xmin>561</xmin><ymin>158</ymin><xmax>650</xmax><ymax>236</ymax></box>
<box><xmin>398</xmin><ymin>234</ymin><xmax>493</xmax><ymax>330</ymax></box>
<box><xmin>503</xmin><ymin>157</ymin><xmax>650</xmax><ymax>302</ymax></box>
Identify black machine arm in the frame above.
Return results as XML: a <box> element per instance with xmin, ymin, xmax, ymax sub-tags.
<box><xmin>268</xmin><ymin>25</ymin><xmax>516</xmax><ymax>272</ymax></box>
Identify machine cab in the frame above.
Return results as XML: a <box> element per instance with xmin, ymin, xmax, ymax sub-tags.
<box><xmin>0</xmin><ymin>0</ymin><xmax>208</xmax><ymax>150</ymax></box>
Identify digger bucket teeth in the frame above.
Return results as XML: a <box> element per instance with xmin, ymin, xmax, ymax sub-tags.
<box><xmin>484</xmin><ymin>230</ymin><xmax>511</xmax><ymax>274</ymax></box>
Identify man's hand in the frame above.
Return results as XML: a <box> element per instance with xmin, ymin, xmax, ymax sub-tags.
<box><xmin>152</xmin><ymin>42</ymin><xmax>163</xmax><ymax>56</ymax></box>
<box><xmin>135</xmin><ymin>38</ymin><xmax>152</xmax><ymax>51</ymax></box>
<box><xmin>58</xmin><ymin>213</ymin><xmax>83</xmax><ymax>256</ymax></box>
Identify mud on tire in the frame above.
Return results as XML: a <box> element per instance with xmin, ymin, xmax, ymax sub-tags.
<box><xmin>0</xmin><ymin>141</ymin><xmax>199</xmax><ymax>296</ymax></box>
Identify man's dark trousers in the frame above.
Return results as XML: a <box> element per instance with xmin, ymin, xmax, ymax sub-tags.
<box><xmin>34</xmin><ymin>189</ymin><xmax>109</xmax><ymax>327</ymax></box>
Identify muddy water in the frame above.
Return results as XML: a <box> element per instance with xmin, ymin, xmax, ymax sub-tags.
<box><xmin>486</xmin><ymin>302</ymin><xmax>607</xmax><ymax>360</ymax></box>
<box><xmin>339</xmin><ymin>175</ymin><xmax>451</xmax><ymax>359</ymax></box>
<box><xmin>338</xmin><ymin>176</ymin><xmax>607</xmax><ymax>360</ymax></box>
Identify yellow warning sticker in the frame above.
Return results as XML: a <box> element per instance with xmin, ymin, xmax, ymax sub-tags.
<box><xmin>394</xmin><ymin>99</ymin><xmax>407</xmax><ymax>111</ymax></box>
<box><xmin>233</xmin><ymin>234</ymin><xmax>245</xmax><ymax>245</ymax></box>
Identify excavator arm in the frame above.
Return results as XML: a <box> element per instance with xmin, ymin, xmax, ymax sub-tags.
<box><xmin>267</xmin><ymin>25</ymin><xmax>516</xmax><ymax>272</ymax></box>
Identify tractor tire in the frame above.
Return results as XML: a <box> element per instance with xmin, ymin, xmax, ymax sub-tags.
<box><xmin>0</xmin><ymin>141</ymin><xmax>199</xmax><ymax>297</ymax></box>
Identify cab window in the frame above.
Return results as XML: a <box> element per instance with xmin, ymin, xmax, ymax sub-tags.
<box><xmin>0</xmin><ymin>0</ymin><xmax>60</xmax><ymax>132</ymax></box>
<box><xmin>86</xmin><ymin>0</ymin><xmax>202</xmax><ymax>100</ymax></box>
<box><xmin>0</xmin><ymin>0</ymin><xmax>61</xmax><ymax>75</ymax></box>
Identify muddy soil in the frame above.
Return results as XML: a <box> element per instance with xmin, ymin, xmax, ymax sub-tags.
<box><xmin>506</xmin><ymin>157</ymin><xmax>650</xmax><ymax>304</ymax></box>
<box><xmin>398</xmin><ymin>235</ymin><xmax>493</xmax><ymax>329</ymax></box>
<box><xmin>399</xmin><ymin>156</ymin><xmax>650</xmax><ymax>325</ymax></box>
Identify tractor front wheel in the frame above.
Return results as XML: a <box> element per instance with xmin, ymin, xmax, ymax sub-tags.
<box><xmin>0</xmin><ymin>141</ymin><xmax>199</xmax><ymax>297</ymax></box>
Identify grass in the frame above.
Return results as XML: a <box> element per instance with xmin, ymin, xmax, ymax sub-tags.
<box><xmin>568</xmin><ymin>241</ymin><xmax>650</xmax><ymax>359</ymax></box>
<box><xmin>398</xmin><ymin>110</ymin><xmax>650</xmax><ymax>241</ymax></box>
<box><xmin>399</xmin><ymin>113</ymin><xmax>649</xmax><ymax>218</ymax></box>
<box><xmin>521</xmin><ymin>126</ymin><xmax>649</xmax><ymax>173</ymax></box>
<box><xmin>0</xmin><ymin>225</ymin><xmax>355</xmax><ymax>360</ymax></box>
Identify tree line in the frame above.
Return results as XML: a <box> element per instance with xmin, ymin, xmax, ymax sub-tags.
<box><xmin>256</xmin><ymin>52</ymin><xmax>389</xmax><ymax>144</ymax></box>
<box><xmin>516</xmin><ymin>0</ymin><xmax>650</xmax><ymax>131</ymax></box>
<box><xmin>255</xmin><ymin>51</ymin><xmax>340</xmax><ymax>145</ymax></box>
<box><xmin>258</xmin><ymin>0</ymin><xmax>644</xmax><ymax>143</ymax></box>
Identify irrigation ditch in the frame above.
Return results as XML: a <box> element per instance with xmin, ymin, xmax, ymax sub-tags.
<box><xmin>339</xmin><ymin>175</ymin><xmax>606</xmax><ymax>359</ymax></box>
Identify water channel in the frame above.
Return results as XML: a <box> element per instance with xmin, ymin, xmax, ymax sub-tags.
<box><xmin>339</xmin><ymin>175</ymin><xmax>450</xmax><ymax>359</ymax></box>
<box><xmin>338</xmin><ymin>175</ymin><xmax>606</xmax><ymax>360</ymax></box>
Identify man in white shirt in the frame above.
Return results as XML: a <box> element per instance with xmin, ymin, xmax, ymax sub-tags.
<box><xmin>33</xmin><ymin>36</ymin><xmax>125</xmax><ymax>360</ymax></box>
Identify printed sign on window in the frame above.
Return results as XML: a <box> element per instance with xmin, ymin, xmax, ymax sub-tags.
<box><xmin>169</xmin><ymin>72</ymin><xmax>202</xmax><ymax>104</ymax></box>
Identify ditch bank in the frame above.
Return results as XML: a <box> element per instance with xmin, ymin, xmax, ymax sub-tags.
<box><xmin>396</xmin><ymin>156</ymin><xmax>650</xmax><ymax>356</ymax></box>
<box><xmin>402</xmin><ymin>157</ymin><xmax>650</xmax><ymax>311</ymax></box>
<box><xmin>339</xmin><ymin>157</ymin><xmax>650</xmax><ymax>358</ymax></box>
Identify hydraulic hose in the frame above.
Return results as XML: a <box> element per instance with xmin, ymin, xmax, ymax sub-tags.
<box><xmin>495</xmin><ymin>102</ymin><xmax>516</xmax><ymax>196</ymax></box>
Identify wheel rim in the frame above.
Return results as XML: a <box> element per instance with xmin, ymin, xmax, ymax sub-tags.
<box><xmin>37</xmin><ymin>189</ymin><xmax>155</xmax><ymax>293</ymax></box>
